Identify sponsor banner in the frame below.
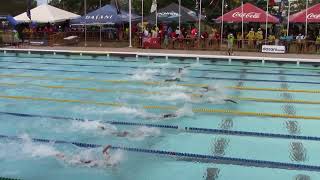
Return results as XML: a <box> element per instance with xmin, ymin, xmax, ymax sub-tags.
<box><xmin>262</xmin><ymin>45</ymin><xmax>286</xmax><ymax>54</ymax></box>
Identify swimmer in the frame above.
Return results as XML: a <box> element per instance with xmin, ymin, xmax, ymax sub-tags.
<box><xmin>98</xmin><ymin>125</ymin><xmax>130</xmax><ymax>137</ymax></box>
<box><xmin>111</xmin><ymin>131</ymin><xmax>130</xmax><ymax>137</ymax></box>
<box><xmin>162</xmin><ymin>113</ymin><xmax>178</xmax><ymax>119</ymax></box>
<box><xmin>102</xmin><ymin>145</ymin><xmax>112</xmax><ymax>161</ymax></box>
<box><xmin>224</xmin><ymin>99</ymin><xmax>238</xmax><ymax>104</ymax></box>
<box><xmin>165</xmin><ymin>78</ymin><xmax>181</xmax><ymax>82</ymax></box>
<box><xmin>55</xmin><ymin>145</ymin><xmax>113</xmax><ymax>166</ymax></box>
<box><xmin>200</xmin><ymin>86</ymin><xmax>237</xmax><ymax>104</ymax></box>
<box><xmin>165</xmin><ymin>67</ymin><xmax>186</xmax><ymax>82</ymax></box>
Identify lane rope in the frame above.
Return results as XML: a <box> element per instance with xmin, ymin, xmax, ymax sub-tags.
<box><xmin>0</xmin><ymin>177</ymin><xmax>22</xmax><ymax>180</ymax></box>
<box><xmin>0</xmin><ymin>134</ymin><xmax>319</xmax><ymax>172</ymax></box>
<box><xmin>2</xmin><ymin>73</ymin><xmax>320</xmax><ymax>93</ymax></box>
<box><xmin>2</xmin><ymin>111</ymin><xmax>320</xmax><ymax>142</ymax></box>
<box><xmin>1</xmin><ymin>66</ymin><xmax>320</xmax><ymax>85</ymax></box>
<box><xmin>0</xmin><ymin>59</ymin><xmax>319</xmax><ymax>77</ymax></box>
<box><xmin>1</xmin><ymin>94</ymin><xmax>320</xmax><ymax>120</ymax></box>
<box><xmin>0</xmin><ymin>82</ymin><xmax>319</xmax><ymax>104</ymax></box>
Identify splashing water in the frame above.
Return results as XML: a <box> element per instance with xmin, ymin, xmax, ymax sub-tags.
<box><xmin>128</xmin><ymin>126</ymin><xmax>161</xmax><ymax>141</ymax></box>
<box><xmin>19</xmin><ymin>134</ymin><xmax>60</xmax><ymax>158</ymax></box>
<box><xmin>131</xmin><ymin>69</ymin><xmax>160</xmax><ymax>81</ymax></box>
<box><xmin>147</xmin><ymin>92</ymin><xmax>193</xmax><ymax>102</ymax></box>
<box><xmin>176</xmin><ymin>104</ymin><xmax>194</xmax><ymax>117</ymax></box>
<box><xmin>70</xmin><ymin>120</ymin><xmax>118</xmax><ymax>135</ymax></box>
<box><xmin>155</xmin><ymin>84</ymin><xmax>189</xmax><ymax>91</ymax></box>
<box><xmin>104</xmin><ymin>106</ymin><xmax>155</xmax><ymax>119</ymax></box>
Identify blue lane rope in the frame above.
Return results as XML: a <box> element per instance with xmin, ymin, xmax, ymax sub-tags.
<box><xmin>1</xmin><ymin>111</ymin><xmax>320</xmax><ymax>142</ymax></box>
<box><xmin>0</xmin><ymin>60</ymin><xmax>318</xmax><ymax>77</ymax></box>
<box><xmin>0</xmin><ymin>134</ymin><xmax>320</xmax><ymax>172</ymax></box>
<box><xmin>1</xmin><ymin>66</ymin><xmax>320</xmax><ymax>85</ymax></box>
<box><xmin>0</xmin><ymin>177</ymin><xmax>22</xmax><ymax>180</ymax></box>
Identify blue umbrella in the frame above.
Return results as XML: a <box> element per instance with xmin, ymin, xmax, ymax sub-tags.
<box><xmin>6</xmin><ymin>16</ymin><xmax>18</xmax><ymax>26</ymax></box>
<box><xmin>0</xmin><ymin>15</ymin><xmax>18</xmax><ymax>26</ymax></box>
<box><xmin>71</xmin><ymin>5</ymin><xmax>140</xmax><ymax>25</ymax></box>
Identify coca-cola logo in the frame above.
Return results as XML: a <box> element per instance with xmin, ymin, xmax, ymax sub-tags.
<box><xmin>232</xmin><ymin>12</ymin><xmax>261</xmax><ymax>19</ymax></box>
<box><xmin>307</xmin><ymin>13</ymin><xmax>320</xmax><ymax>19</ymax></box>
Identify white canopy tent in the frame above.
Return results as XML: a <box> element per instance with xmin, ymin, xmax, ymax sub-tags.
<box><xmin>14</xmin><ymin>4</ymin><xmax>80</xmax><ymax>23</ymax></box>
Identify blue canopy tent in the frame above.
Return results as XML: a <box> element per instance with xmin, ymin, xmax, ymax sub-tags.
<box><xmin>71</xmin><ymin>5</ymin><xmax>140</xmax><ymax>25</ymax></box>
<box><xmin>0</xmin><ymin>15</ymin><xmax>18</xmax><ymax>27</ymax></box>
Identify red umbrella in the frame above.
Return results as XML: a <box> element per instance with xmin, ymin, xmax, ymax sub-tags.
<box><xmin>289</xmin><ymin>3</ymin><xmax>320</xmax><ymax>23</ymax></box>
<box><xmin>216</xmin><ymin>3</ymin><xmax>279</xmax><ymax>23</ymax></box>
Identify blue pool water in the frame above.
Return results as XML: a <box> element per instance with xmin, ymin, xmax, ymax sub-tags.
<box><xmin>0</xmin><ymin>52</ymin><xmax>320</xmax><ymax>180</ymax></box>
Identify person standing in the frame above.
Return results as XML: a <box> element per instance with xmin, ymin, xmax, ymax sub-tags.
<box><xmin>227</xmin><ymin>33</ymin><xmax>235</xmax><ymax>56</ymax></box>
<box><xmin>246</xmin><ymin>28</ymin><xmax>255</xmax><ymax>49</ymax></box>
<box><xmin>255</xmin><ymin>28</ymin><xmax>264</xmax><ymax>51</ymax></box>
<box><xmin>236</xmin><ymin>32</ymin><xmax>242</xmax><ymax>49</ymax></box>
<box><xmin>296</xmin><ymin>33</ymin><xmax>304</xmax><ymax>53</ymax></box>
<box><xmin>316</xmin><ymin>33</ymin><xmax>320</xmax><ymax>53</ymax></box>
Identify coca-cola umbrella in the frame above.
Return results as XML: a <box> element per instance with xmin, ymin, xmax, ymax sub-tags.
<box><xmin>215</xmin><ymin>3</ymin><xmax>279</xmax><ymax>23</ymax></box>
<box><xmin>289</xmin><ymin>3</ymin><xmax>320</xmax><ymax>23</ymax></box>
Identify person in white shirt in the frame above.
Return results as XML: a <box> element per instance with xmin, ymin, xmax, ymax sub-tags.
<box><xmin>296</xmin><ymin>33</ymin><xmax>304</xmax><ymax>53</ymax></box>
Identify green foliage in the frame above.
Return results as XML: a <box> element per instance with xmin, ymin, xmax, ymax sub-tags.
<box><xmin>0</xmin><ymin>0</ymin><xmax>36</xmax><ymax>16</ymax></box>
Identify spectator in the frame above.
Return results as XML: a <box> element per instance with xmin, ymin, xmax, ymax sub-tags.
<box><xmin>246</xmin><ymin>28</ymin><xmax>255</xmax><ymax>48</ymax></box>
<box><xmin>227</xmin><ymin>33</ymin><xmax>235</xmax><ymax>56</ymax></box>
<box><xmin>268</xmin><ymin>34</ymin><xmax>275</xmax><ymax>45</ymax></box>
<box><xmin>175</xmin><ymin>27</ymin><xmax>181</xmax><ymax>37</ymax></box>
<box><xmin>191</xmin><ymin>27</ymin><xmax>198</xmax><ymax>38</ymax></box>
<box><xmin>255</xmin><ymin>28</ymin><xmax>264</xmax><ymax>50</ymax></box>
<box><xmin>316</xmin><ymin>33</ymin><xmax>320</xmax><ymax>53</ymax></box>
<box><xmin>296</xmin><ymin>33</ymin><xmax>304</xmax><ymax>53</ymax></box>
<box><xmin>236</xmin><ymin>32</ymin><xmax>242</xmax><ymax>48</ymax></box>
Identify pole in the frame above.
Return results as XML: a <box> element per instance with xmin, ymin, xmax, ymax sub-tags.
<box><xmin>179</xmin><ymin>0</ymin><xmax>181</xmax><ymax>29</ymax></box>
<box><xmin>155</xmin><ymin>0</ymin><xmax>158</xmax><ymax>27</ymax></box>
<box><xmin>305</xmin><ymin>0</ymin><xmax>308</xmax><ymax>37</ymax></box>
<box><xmin>99</xmin><ymin>0</ymin><xmax>102</xmax><ymax>47</ymax></box>
<box><xmin>241</xmin><ymin>0</ymin><xmax>244</xmax><ymax>48</ymax></box>
<box><xmin>129</xmin><ymin>0</ymin><xmax>132</xmax><ymax>47</ymax></box>
<box><xmin>220</xmin><ymin>0</ymin><xmax>224</xmax><ymax>49</ymax></box>
<box><xmin>198</xmin><ymin>0</ymin><xmax>202</xmax><ymax>38</ymax></box>
<box><xmin>142</xmin><ymin>0</ymin><xmax>144</xmax><ymax>30</ymax></box>
<box><xmin>84</xmin><ymin>0</ymin><xmax>87</xmax><ymax>47</ymax></box>
<box><xmin>265</xmin><ymin>0</ymin><xmax>269</xmax><ymax>44</ymax></box>
<box><xmin>287</xmin><ymin>0</ymin><xmax>291</xmax><ymax>36</ymax></box>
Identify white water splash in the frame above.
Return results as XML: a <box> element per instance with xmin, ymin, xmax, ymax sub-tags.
<box><xmin>128</xmin><ymin>126</ymin><xmax>161</xmax><ymax>141</ymax></box>
<box><xmin>176</xmin><ymin>104</ymin><xmax>194</xmax><ymax>117</ymax></box>
<box><xmin>104</xmin><ymin>106</ymin><xmax>155</xmax><ymax>119</ymax></box>
<box><xmin>147</xmin><ymin>92</ymin><xmax>193</xmax><ymax>102</ymax></box>
<box><xmin>131</xmin><ymin>69</ymin><xmax>160</xmax><ymax>81</ymax></box>
<box><xmin>19</xmin><ymin>134</ymin><xmax>60</xmax><ymax>158</ymax></box>
<box><xmin>70</xmin><ymin>120</ymin><xmax>118</xmax><ymax>135</ymax></box>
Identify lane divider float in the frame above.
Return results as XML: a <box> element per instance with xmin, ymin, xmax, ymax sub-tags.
<box><xmin>0</xmin><ymin>134</ymin><xmax>320</xmax><ymax>172</ymax></box>
<box><xmin>1</xmin><ymin>95</ymin><xmax>320</xmax><ymax>120</ymax></box>
<box><xmin>2</xmin><ymin>65</ymin><xmax>320</xmax><ymax>85</ymax></box>
<box><xmin>2</xmin><ymin>111</ymin><xmax>320</xmax><ymax>142</ymax></box>
<box><xmin>1</xmin><ymin>59</ymin><xmax>320</xmax><ymax>77</ymax></box>
<box><xmin>1</xmin><ymin>74</ymin><xmax>320</xmax><ymax>94</ymax></box>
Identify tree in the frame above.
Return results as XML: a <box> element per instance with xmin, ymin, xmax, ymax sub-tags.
<box><xmin>0</xmin><ymin>0</ymin><xmax>37</xmax><ymax>16</ymax></box>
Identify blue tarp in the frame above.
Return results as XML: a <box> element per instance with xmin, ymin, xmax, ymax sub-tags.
<box><xmin>71</xmin><ymin>5</ymin><xmax>140</xmax><ymax>25</ymax></box>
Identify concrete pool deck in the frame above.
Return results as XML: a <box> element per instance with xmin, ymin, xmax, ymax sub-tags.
<box><xmin>1</xmin><ymin>46</ymin><xmax>319</xmax><ymax>62</ymax></box>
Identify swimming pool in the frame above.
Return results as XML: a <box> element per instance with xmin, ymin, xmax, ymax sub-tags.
<box><xmin>0</xmin><ymin>50</ymin><xmax>320</xmax><ymax>180</ymax></box>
